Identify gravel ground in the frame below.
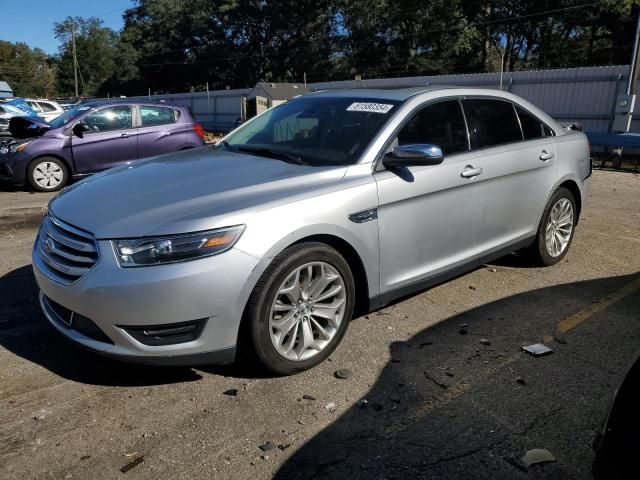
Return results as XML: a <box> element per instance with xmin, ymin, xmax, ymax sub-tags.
<box><xmin>0</xmin><ymin>170</ymin><xmax>639</xmax><ymax>480</ymax></box>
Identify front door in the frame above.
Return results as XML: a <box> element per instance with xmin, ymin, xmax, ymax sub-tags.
<box><xmin>71</xmin><ymin>105</ymin><xmax>138</xmax><ymax>174</ymax></box>
<box><xmin>375</xmin><ymin>99</ymin><xmax>487</xmax><ymax>293</ymax></box>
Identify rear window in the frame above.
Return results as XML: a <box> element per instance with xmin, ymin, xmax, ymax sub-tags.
<box><xmin>38</xmin><ymin>102</ymin><xmax>58</xmax><ymax>113</ymax></box>
<box><xmin>140</xmin><ymin>106</ymin><xmax>178</xmax><ymax>126</ymax></box>
<box><xmin>464</xmin><ymin>99</ymin><xmax>523</xmax><ymax>148</ymax></box>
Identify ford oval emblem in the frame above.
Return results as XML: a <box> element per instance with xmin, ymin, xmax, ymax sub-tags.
<box><xmin>44</xmin><ymin>238</ymin><xmax>55</xmax><ymax>255</ymax></box>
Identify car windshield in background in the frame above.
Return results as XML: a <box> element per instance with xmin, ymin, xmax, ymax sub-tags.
<box><xmin>221</xmin><ymin>96</ymin><xmax>401</xmax><ymax>166</ymax></box>
<box><xmin>47</xmin><ymin>105</ymin><xmax>92</xmax><ymax>128</ymax></box>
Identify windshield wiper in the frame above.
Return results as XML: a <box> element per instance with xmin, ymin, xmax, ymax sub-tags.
<box><xmin>217</xmin><ymin>140</ymin><xmax>237</xmax><ymax>152</ymax></box>
<box><xmin>234</xmin><ymin>145</ymin><xmax>308</xmax><ymax>166</ymax></box>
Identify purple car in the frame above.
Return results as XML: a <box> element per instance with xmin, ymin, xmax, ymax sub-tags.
<box><xmin>0</xmin><ymin>101</ymin><xmax>206</xmax><ymax>191</ymax></box>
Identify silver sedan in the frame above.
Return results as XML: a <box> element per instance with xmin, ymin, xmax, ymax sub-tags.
<box><xmin>32</xmin><ymin>87</ymin><xmax>591</xmax><ymax>374</ymax></box>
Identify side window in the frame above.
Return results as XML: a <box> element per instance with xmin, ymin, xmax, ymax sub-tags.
<box><xmin>83</xmin><ymin>106</ymin><xmax>133</xmax><ymax>133</ymax></box>
<box><xmin>140</xmin><ymin>106</ymin><xmax>178</xmax><ymax>127</ymax></box>
<box><xmin>397</xmin><ymin>100</ymin><xmax>468</xmax><ymax>156</ymax></box>
<box><xmin>28</xmin><ymin>101</ymin><xmax>42</xmax><ymax>112</ymax></box>
<box><xmin>516</xmin><ymin>106</ymin><xmax>553</xmax><ymax>139</ymax></box>
<box><xmin>463</xmin><ymin>99</ymin><xmax>523</xmax><ymax>148</ymax></box>
<box><xmin>38</xmin><ymin>102</ymin><xmax>58</xmax><ymax>113</ymax></box>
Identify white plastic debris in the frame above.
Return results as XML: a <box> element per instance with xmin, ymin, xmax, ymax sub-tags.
<box><xmin>522</xmin><ymin>343</ymin><xmax>553</xmax><ymax>356</ymax></box>
<box><xmin>521</xmin><ymin>448</ymin><xmax>556</xmax><ymax>467</ymax></box>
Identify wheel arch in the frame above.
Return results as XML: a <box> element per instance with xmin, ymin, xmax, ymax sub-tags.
<box><xmin>558</xmin><ymin>179</ymin><xmax>582</xmax><ymax>223</ymax></box>
<box><xmin>289</xmin><ymin>234</ymin><xmax>370</xmax><ymax>317</ymax></box>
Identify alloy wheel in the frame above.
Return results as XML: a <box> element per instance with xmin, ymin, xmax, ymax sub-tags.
<box><xmin>545</xmin><ymin>198</ymin><xmax>574</xmax><ymax>257</ymax></box>
<box><xmin>269</xmin><ymin>261</ymin><xmax>346</xmax><ymax>361</ymax></box>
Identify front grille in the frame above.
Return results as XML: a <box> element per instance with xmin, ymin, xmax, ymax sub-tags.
<box><xmin>37</xmin><ymin>215</ymin><xmax>98</xmax><ymax>284</ymax></box>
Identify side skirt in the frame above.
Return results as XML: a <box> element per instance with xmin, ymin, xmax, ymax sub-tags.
<box><xmin>368</xmin><ymin>237</ymin><xmax>535</xmax><ymax>312</ymax></box>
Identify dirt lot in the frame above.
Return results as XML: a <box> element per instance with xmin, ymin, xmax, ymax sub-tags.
<box><xmin>1</xmin><ymin>170</ymin><xmax>639</xmax><ymax>480</ymax></box>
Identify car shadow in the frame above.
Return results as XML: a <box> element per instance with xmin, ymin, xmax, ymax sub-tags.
<box><xmin>274</xmin><ymin>273</ymin><xmax>640</xmax><ymax>479</ymax></box>
<box><xmin>0</xmin><ymin>265</ymin><xmax>203</xmax><ymax>386</ymax></box>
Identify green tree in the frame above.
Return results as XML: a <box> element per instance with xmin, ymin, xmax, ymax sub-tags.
<box><xmin>0</xmin><ymin>41</ymin><xmax>57</xmax><ymax>97</ymax></box>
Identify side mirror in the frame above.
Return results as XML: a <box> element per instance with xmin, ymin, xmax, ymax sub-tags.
<box><xmin>72</xmin><ymin>122</ymin><xmax>90</xmax><ymax>138</ymax></box>
<box><xmin>383</xmin><ymin>143</ymin><xmax>444</xmax><ymax>168</ymax></box>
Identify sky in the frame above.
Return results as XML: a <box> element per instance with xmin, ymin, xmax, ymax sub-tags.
<box><xmin>1</xmin><ymin>0</ymin><xmax>134</xmax><ymax>54</ymax></box>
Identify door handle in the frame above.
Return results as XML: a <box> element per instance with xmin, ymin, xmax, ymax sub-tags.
<box><xmin>120</xmin><ymin>133</ymin><xmax>130</xmax><ymax>138</ymax></box>
<box><xmin>460</xmin><ymin>165</ymin><xmax>483</xmax><ymax>178</ymax></box>
<box><xmin>539</xmin><ymin>150</ymin><xmax>554</xmax><ymax>161</ymax></box>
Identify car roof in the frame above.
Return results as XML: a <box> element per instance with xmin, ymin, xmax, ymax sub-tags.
<box><xmin>76</xmin><ymin>99</ymin><xmax>185</xmax><ymax>109</ymax></box>
<box><xmin>308</xmin><ymin>86</ymin><xmax>459</xmax><ymax>101</ymax></box>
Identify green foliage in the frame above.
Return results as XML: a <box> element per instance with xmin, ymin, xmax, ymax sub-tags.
<box><xmin>0</xmin><ymin>41</ymin><xmax>56</xmax><ymax>97</ymax></box>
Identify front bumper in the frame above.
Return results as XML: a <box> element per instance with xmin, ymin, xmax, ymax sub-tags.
<box><xmin>33</xmin><ymin>236</ymin><xmax>260</xmax><ymax>365</ymax></box>
<box><xmin>0</xmin><ymin>151</ymin><xmax>27</xmax><ymax>185</ymax></box>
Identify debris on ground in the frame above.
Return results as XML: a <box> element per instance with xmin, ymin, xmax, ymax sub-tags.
<box><xmin>423</xmin><ymin>371</ymin><xmax>448</xmax><ymax>389</ymax></box>
<box><xmin>357</xmin><ymin>399</ymin><xmax>369</xmax><ymax>409</ymax></box>
<box><xmin>120</xmin><ymin>456</ymin><xmax>145</xmax><ymax>473</ymax></box>
<box><xmin>522</xmin><ymin>343</ymin><xmax>554</xmax><ymax>356</ymax></box>
<box><xmin>258</xmin><ymin>441</ymin><xmax>275</xmax><ymax>452</ymax></box>
<box><xmin>418</xmin><ymin>341</ymin><xmax>433</xmax><ymax>348</ymax></box>
<box><xmin>278</xmin><ymin>444</ymin><xmax>291</xmax><ymax>451</ymax></box>
<box><xmin>302</xmin><ymin>394</ymin><xmax>316</xmax><ymax>401</ymax></box>
<box><xmin>521</xmin><ymin>448</ymin><xmax>556</xmax><ymax>468</ymax></box>
<box><xmin>334</xmin><ymin>368</ymin><xmax>353</xmax><ymax>380</ymax></box>
<box><xmin>325</xmin><ymin>402</ymin><xmax>337</xmax><ymax>413</ymax></box>
<box><xmin>469</xmin><ymin>285</ymin><xmax>477</xmax><ymax>290</ymax></box>
<box><xmin>223</xmin><ymin>388</ymin><xmax>239</xmax><ymax>396</ymax></box>
<box><xmin>480</xmin><ymin>338</ymin><xmax>491</xmax><ymax>346</ymax></box>
<box><xmin>488</xmin><ymin>267</ymin><xmax>497</xmax><ymax>272</ymax></box>
<box><xmin>516</xmin><ymin>376</ymin><xmax>526</xmax><ymax>385</ymax></box>
<box><xmin>261</xmin><ymin>454</ymin><xmax>269</xmax><ymax>461</ymax></box>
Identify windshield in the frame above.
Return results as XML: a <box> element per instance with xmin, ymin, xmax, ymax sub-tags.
<box><xmin>48</xmin><ymin>104</ymin><xmax>93</xmax><ymax>129</ymax></box>
<box><xmin>221</xmin><ymin>96</ymin><xmax>400</xmax><ymax>166</ymax></box>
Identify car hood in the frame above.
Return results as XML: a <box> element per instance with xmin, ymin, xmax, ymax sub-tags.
<box><xmin>8</xmin><ymin>116</ymin><xmax>51</xmax><ymax>138</ymax></box>
<box><xmin>49</xmin><ymin>148</ymin><xmax>348</xmax><ymax>238</ymax></box>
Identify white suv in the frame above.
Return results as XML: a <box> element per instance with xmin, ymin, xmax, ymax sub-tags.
<box><xmin>26</xmin><ymin>99</ymin><xmax>65</xmax><ymax>122</ymax></box>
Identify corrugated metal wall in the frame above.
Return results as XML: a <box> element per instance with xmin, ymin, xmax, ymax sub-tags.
<box><xmin>310</xmin><ymin>65</ymin><xmax>635</xmax><ymax>133</ymax></box>
<box><xmin>115</xmin><ymin>65</ymin><xmax>635</xmax><ymax>133</ymax></box>
<box><xmin>119</xmin><ymin>88</ymin><xmax>251</xmax><ymax>131</ymax></box>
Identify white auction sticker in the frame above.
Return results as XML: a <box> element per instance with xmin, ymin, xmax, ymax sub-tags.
<box><xmin>346</xmin><ymin>102</ymin><xmax>394</xmax><ymax>114</ymax></box>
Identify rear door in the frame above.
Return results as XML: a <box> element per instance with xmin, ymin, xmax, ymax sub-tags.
<box><xmin>462</xmin><ymin>98</ymin><xmax>557</xmax><ymax>249</ymax></box>
<box><xmin>71</xmin><ymin>105</ymin><xmax>138</xmax><ymax>174</ymax></box>
<box><xmin>136</xmin><ymin>105</ymin><xmax>184</xmax><ymax>158</ymax></box>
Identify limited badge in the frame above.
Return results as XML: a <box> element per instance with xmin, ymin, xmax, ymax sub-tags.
<box><xmin>346</xmin><ymin>102</ymin><xmax>394</xmax><ymax>114</ymax></box>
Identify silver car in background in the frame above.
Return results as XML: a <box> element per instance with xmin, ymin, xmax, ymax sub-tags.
<box><xmin>32</xmin><ymin>87</ymin><xmax>591</xmax><ymax>375</ymax></box>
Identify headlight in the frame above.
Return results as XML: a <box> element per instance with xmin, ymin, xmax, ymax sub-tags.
<box><xmin>0</xmin><ymin>141</ymin><xmax>30</xmax><ymax>154</ymax></box>
<box><xmin>113</xmin><ymin>225</ymin><xmax>245</xmax><ymax>267</ymax></box>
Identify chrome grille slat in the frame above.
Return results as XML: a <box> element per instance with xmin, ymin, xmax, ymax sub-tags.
<box><xmin>37</xmin><ymin>215</ymin><xmax>98</xmax><ymax>284</ymax></box>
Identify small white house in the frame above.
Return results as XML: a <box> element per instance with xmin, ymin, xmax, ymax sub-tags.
<box><xmin>0</xmin><ymin>81</ymin><xmax>13</xmax><ymax>99</ymax></box>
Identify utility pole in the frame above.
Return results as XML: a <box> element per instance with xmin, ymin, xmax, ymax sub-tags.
<box><xmin>71</xmin><ymin>22</ymin><xmax>79</xmax><ymax>98</ymax></box>
<box><xmin>626</xmin><ymin>11</ymin><xmax>640</xmax><ymax>96</ymax></box>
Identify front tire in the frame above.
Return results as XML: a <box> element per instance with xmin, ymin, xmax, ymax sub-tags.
<box><xmin>245</xmin><ymin>242</ymin><xmax>355</xmax><ymax>375</ymax></box>
<box><xmin>27</xmin><ymin>157</ymin><xmax>68</xmax><ymax>192</ymax></box>
<box><xmin>527</xmin><ymin>187</ymin><xmax>577</xmax><ymax>266</ymax></box>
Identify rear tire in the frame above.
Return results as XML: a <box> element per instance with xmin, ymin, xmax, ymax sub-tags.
<box><xmin>526</xmin><ymin>187</ymin><xmax>577</xmax><ymax>266</ymax></box>
<box><xmin>27</xmin><ymin>157</ymin><xmax>68</xmax><ymax>192</ymax></box>
<box><xmin>244</xmin><ymin>242</ymin><xmax>355</xmax><ymax>375</ymax></box>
